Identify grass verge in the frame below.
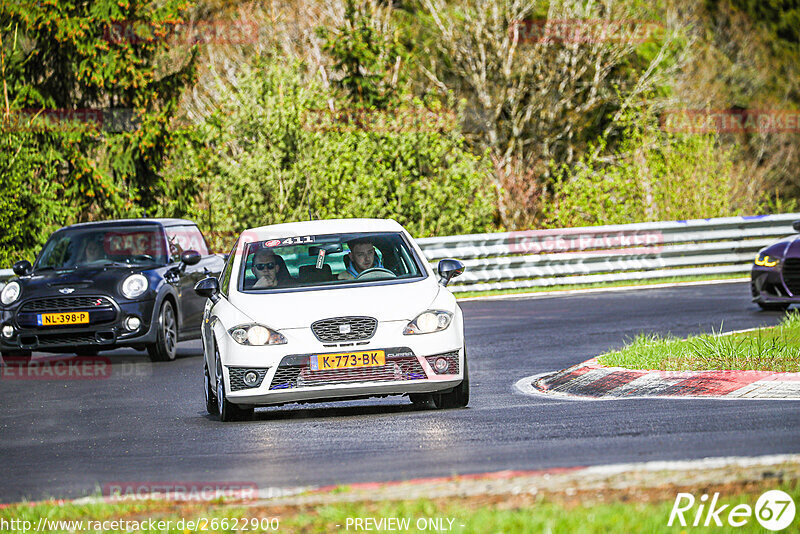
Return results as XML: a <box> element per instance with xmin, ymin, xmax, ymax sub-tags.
<box><xmin>598</xmin><ymin>312</ymin><xmax>800</xmax><ymax>372</ymax></box>
<box><xmin>1</xmin><ymin>480</ymin><xmax>797</xmax><ymax>533</ymax></box>
<box><xmin>454</xmin><ymin>273</ymin><xmax>746</xmax><ymax>299</ymax></box>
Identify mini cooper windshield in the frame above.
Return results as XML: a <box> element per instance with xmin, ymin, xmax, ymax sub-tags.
<box><xmin>239</xmin><ymin>232</ymin><xmax>426</xmax><ymax>291</ymax></box>
<box><xmin>35</xmin><ymin>226</ymin><xmax>169</xmax><ymax>271</ymax></box>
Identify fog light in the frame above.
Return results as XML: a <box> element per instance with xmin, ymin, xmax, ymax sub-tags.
<box><xmin>244</xmin><ymin>371</ymin><xmax>259</xmax><ymax>387</ymax></box>
<box><xmin>124</xmin><ymin>316</ymin><xmax>141</xmax><ymax>331</ymax></box>
<box><xmin>434</xmin><ymin>357</ymin><xmax>449</xmax><ymax>373</ymax></box>
<box><xmin>1</xmin><ymin>325</ymin><xmax>14</xmax><ymax>338</ymax></box>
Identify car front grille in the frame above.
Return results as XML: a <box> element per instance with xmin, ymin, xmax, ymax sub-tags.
<box><xmin>268</xmin><ymin>353</ymin><xmax>425</xmax><ymax>390</ymax></box>
<box><xmin>782</xmin><ymin>258</ymin><xmax>800</xmax><ymax>295</ymax></box>
<box><xmin>227</xmin><ymin>367</ymin><xmax>269</xmax><ymax>392</ymax></box>
<box><xmin>20</xmin><ymin>296</ymin><xmax>115</xmax><ymax>313</ymax></box>
<box><xmin>425</xmin><ymin>350</ymin><xmax>460</xmax><ymax>375</ymax></box>
<box><xmin>311</xmin><ymin>316</ymin><xmax>377</xmax><ymax>342</ymax></box>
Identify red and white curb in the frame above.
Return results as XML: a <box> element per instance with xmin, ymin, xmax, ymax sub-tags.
<box><xmin>518</xmin><ymin>358</ymin><xmax>800</xmax><ymax>400</ymax></box>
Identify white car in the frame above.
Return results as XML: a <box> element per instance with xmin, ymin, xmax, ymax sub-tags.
<box><xmin>194</xmin><ymin>219</ymin><xmax>468</xmax><ymax>421</ymax></box>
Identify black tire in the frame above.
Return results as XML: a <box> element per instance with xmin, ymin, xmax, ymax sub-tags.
<box><xmin>147</xmin><ymin>300</ymin><xmax>178</xmax><ymax>362</ymax></box>
<box><xmin>204</xmin><ymin>360</ymin><xmax>218</xmax><ymax>415</ymax></box>
<box><xmin>757</xmin><ymin>302</ymin><xmax>790</xmax><ymax>312</ymax></box>
<box><xmin>431</xmin><ymin>351</ymin><xmax>469</xmax><ymax>409</ymax></box>
<box><xmin>216</xmin><ymin>355</ymin><xmax>253</xmax><ymax>422</ymax></box>
<box><xmin>1</xmin><ymin>350</ymin><xmax>32</xmax><ymax>364</ymax></box>
<box><xmin>409</xmin><ymin>393</ymin><xmax>432</xmax><ymax>408</ymax></box>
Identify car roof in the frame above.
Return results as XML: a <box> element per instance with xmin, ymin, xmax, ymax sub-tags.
<box><xmin>57</xmin><ymin>218</ymin><xmax>197</xmax><ymax>231</ymax></box>
<box><xmin>240</xmin><ymin>218</ymin><xmax>407</xmax><ymax>241</ymax></box>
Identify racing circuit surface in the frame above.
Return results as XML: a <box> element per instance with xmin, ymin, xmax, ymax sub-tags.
<box><xmin>1</xmin><ymin>281</ymin><xmax>798</xmax><ymax>503</ymax></box>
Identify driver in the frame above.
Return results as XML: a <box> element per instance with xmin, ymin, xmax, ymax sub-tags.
<box><xmin>82</xmin><ymin>237</ymin><xmax>107</xmax><ymax>263</ymax></box>
<box><xmin>338</xmin><ymin>238</ymin><xmax>384</xmax><ymax>280</ymax></box>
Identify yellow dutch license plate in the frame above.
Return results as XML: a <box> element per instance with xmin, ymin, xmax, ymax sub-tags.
<box><xmin>38</xmin><ymin>311</ymin><xmax>90</xmax><ymax>326</ymax></box>
<box><xmin>312</xmin><ymin>350</ymin><xmax>385</xmax><ymax>371</ymax></box>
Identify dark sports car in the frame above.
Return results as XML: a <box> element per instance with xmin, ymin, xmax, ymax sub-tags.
<box><xmin>0</xmin><ymin>219</ymin><xmax>224</xmax><ymax>362</ymax></box>
<box><xmin>751</xmin><ymin>220</ymin><xmax>800</xmax><ymax>311</ymax></box>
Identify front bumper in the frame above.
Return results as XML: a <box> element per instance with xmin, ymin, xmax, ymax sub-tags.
<box><xmin>216</xmin><ymin>318</ymin><xmax>465</xmax><ymax>407</ymax></box>
<box><xmin>751</xmin><ymin>267</ymin><xmax>799</xmax><ymax>304</ymax></box>
<box><xmin>0</xmin><ymin>295</ymin><xmax>158</xmax><ymax>352</ymax></box>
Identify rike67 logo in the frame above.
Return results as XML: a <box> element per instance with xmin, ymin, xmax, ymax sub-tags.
<box><xmin>669</xmin><ymin>490</ymin><xmax>796</xmax><ymax>531</ymax></box>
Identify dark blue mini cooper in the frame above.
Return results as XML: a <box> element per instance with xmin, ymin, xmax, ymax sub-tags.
<box><xmin>751</xmin><ymin>220</ymin><xmax>800</xmax><ymax>311</ymax></box>
<box><xmin>0</xmin><ymin>219</ymin><xmax>224</xmax><ymax>362</ymax></box>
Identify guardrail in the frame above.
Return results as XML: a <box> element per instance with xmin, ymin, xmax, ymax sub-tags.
<box><xmin>2</xmin><ymin>214</ymin><xmax>797</xmax><ymax>294</ymax></box>
<box><xmin>417</xmin><ymin>214</ymin><xmax>800</xmax><ymax>293</ymax></box>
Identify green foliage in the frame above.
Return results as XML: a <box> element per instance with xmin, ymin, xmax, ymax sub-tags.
<box><xmin>0</xmin><ymin>0</ymin><xmax>197</xmax><ymax>227</ymax></box>
<box><xmin>166</xmin><ymin>57</ymin><xmax>497</xmax><ymax>242</ymax></box>
<box><xmin>545</xmin><ymin>107</ymin><xmax>737</xmax><ymax>228</ymax></box>
<box><xmin>0</xmin><ymin>129</ymin><xmax>72</xmax><ymax>265</ymax></box>
<box><xmin>316</xmin><ymin>0</ymin><xmax>407</xmax><ymax>107</ymax></box>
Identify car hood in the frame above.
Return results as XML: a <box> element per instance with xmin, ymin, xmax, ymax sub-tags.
<box><xmin>18</xmin><ymin>266</ymin><xmax>141</xmax><ymax>295</ymax></box>
<box><xmin>229</xmin><ymin>278</ymin><xmax>442</xmax><ymax>328</ymax></box>
<box><xmin>761</xmin><ymin>235</ymin><xmax>800</xmax><ymax>258</ymax></box>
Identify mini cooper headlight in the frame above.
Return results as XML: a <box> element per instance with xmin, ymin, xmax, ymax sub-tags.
<box><xmin>0</xmin><ymin>281</ymin><xmax>21</xmax><ymax>306</ymax></box>
<box><xmin>228</xmin><ymin>324</ymin><xmax>287</xmax><ymax>345</ymax></box>
<box><xmin>403</xmin><ymin>310</ymin><xmax>453</xmax><ymax>335</ymax></box>
<box><xmin>121</xmin><ymin>274</ymin><xmax>148</xmax><ymax>299</ymax></box>
<box><xmin>755</xmin><ymin>254</ymin><xmax>780</xmax><ymax>268</ymax></box>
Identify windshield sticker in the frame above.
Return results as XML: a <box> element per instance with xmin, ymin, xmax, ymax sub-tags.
<box><xmin>315</xmin><ymin>248</ymin><xmax>326</xmax><ymax>269</ymax></box>
<box><xmin>263</xmin><ymin>236</ymin><xmax>315</xmax><ymax>248</ymax></box>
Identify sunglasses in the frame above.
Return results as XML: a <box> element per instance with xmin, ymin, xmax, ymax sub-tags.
<box><xmin>254</xmin><ymin>262</ymin><xmax>277</xmax><ymax>270</ymax></box>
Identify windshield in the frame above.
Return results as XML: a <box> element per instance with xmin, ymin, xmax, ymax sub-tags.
<box><xmin>238</xmin><ymin>232</ymin><xmax>426</xmax><ymax>291</ymax></box>
<box><xmin>35</xmin><ymin>226</ymin><xmax>169</xmax><ymax>270</ymax></box>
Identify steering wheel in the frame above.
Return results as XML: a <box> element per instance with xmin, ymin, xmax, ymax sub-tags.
<box><xmin>132</xmin><ymin>254</ymin><xmax>155</xmax><ymax>262</ymax></box>
<box><xmin>356</xmin><ymin>267</ymin><xmax>397</xmax><ymax>280</ymax></box>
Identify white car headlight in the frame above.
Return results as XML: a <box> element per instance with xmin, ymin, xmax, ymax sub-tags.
<box><xmin>228</xmin><ymin>324</ymin><xmax>287</xmax><ymax>345</ymax></box>
<box><xmin>403</xmin><ymin>310</ymin><xmax>453</xmax><ymax>335</ymax></box>
<box><xmin>0</xmin><ymin>281</ymin><xmax>21</xmax><ymax>306</ymax></box>
<box><xmin>121</xmin><ymin>274</ymin><xmax>148</xmax><ymax>299</ymax></box>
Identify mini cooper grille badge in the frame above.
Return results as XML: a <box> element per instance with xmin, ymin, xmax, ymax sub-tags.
<box><xmin>59</xmin><ymin>288</ymin><xmax>75</xmax><ymax>294</ymax></box>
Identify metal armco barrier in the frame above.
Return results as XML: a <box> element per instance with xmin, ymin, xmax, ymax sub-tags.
<box><xmin>2</xmin><ymin>214</ymin><xmax>797</xmax><ymax>294</ymax></box>
<box><xmin>416</xmin><ymin>214</ymin><xmax>800</xmax><ymax>293</ymax></box>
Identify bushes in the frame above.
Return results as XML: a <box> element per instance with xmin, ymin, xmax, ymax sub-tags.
<box><xmin>165</xmin><ymin>58</ymin><xmax>497</xmax><ymax>243</ymax></box>
<box><xmin>545</xmin><ymin>108</ymin><xmax>738</xmax><ymax>228</ymax></box>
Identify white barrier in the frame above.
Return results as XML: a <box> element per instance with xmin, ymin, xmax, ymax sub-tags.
<box><xmin>417</xmin><ymin>214</ymin><xmax>799</xmax><ymax>293</ymax></box>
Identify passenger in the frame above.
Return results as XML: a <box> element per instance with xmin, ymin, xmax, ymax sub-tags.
<box><xmin>338</xmin><ymin>238</ymin><xmax>384</xmax><ymax>280</ymax></box>
<box><xmin>252</xmin><ymin>249</ymin><xmax>285</xmax><ymax>289</ymax></box>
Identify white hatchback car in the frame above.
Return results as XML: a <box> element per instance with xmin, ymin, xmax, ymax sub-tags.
<box><xmin>194</xmin><ymin>219</ymin><xmax>468</xmax><ymax>421</ymax></box>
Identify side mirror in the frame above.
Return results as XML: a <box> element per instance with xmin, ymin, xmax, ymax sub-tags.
<box><xmin>12</xmin><ymin>260</ymin><xmax>32</xmax><ymax>276</ymax></box>
<box><xmin>793</xmin><ymin>220</ymin><xmax>800</xmax><ymax>233</ymax></box>
<box><xmin>181</xmin><ymin>250</ymin><xmax>201</xmax><ymax>266</ymax></box>
<box><xmin>437</xmin><ymin>259</ymin><xmax>465</xmax><ymax>287</ymax></box>
<box><xmin>194</xmin><ymin>277</ymin><xmax>220</xmax><ymax>302</ymax></box>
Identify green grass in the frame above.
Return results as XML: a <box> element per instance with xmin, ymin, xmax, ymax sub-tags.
<box><xmin>1</xmin><ymin>481</ymin><xmax>798</xmax><ymax>533</ymax></box>
<box><xmin>598</xmin><ymin>312</ymin><xmax>800</xmax><ymax>372</ymax></box>
<box><xmin>454</xmin><ymin>273</ymin><xmax>746</xmax><ymax>299</ymax></box>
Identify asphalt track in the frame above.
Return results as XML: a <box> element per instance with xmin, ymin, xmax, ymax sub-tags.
<box><xmin>1</xmin><ymin>281</ymin><xmax>798</xmax><ymax>503</ymax></box>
